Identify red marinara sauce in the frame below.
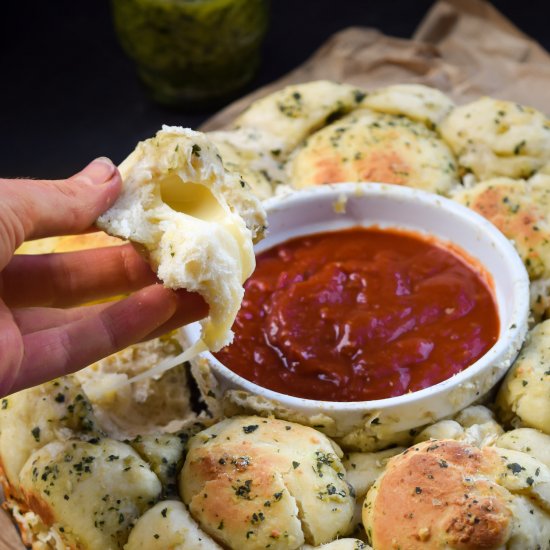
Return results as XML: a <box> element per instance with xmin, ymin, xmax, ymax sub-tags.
<box><xmin>215</xmin><ymin>227</ymin><xmax>500</xmax><ymax>402</ymax></box>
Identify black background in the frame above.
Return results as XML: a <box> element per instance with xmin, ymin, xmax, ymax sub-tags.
<box><xmin>1</xmin><ymin>1</ymin><xmax>549</xmax><ymax>180</ymax></box>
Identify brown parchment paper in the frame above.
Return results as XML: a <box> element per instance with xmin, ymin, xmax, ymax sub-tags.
<box><xmin>2</xmin><ymin>1</ymin><xmax>550</xmax><ymax>548</ymax></box>
<box><xmin>202</xmin><ymin>0</ymin><xmax>550</xmax><ymax>132</ymax></box>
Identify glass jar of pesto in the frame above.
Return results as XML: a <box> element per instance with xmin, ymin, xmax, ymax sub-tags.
<box><xmin>112</xmin><ymin>0</ymin><xmax>270</xmax><ymax>106</ymax></box>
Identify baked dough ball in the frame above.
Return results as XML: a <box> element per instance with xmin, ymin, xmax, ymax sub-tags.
<box><xmin>74</xmin><ymin>333</ymin><xmax>197</xmax><ymax>439</ymax></box>
<box><xmin>288</xmin><ymin>109</ymin><xmax>458</xmax><ymax>194</ymax></box>
<box><xmin>96</xmin><ymin>126</ymin><xmax>266</xmax><ymax>352</ymax></box>
<box><xmin>452</xmin><ymin>176</ymin><xmax>550</xmax><ymax>322</ymax></box>
<box><xmin>343</xmin><ymin>448</ymin><xmax>404</xmax><ymax>501</ymax></box>
<box><xmin>414</xmin><ymin>405</ymin><xmax>504</xmax><ymax>448</ymax></box>
<box><xmin>496</xmin><ymin>428</ymin><xmax>550</xmax><ymax>469</ymax></box>
<box><xmin>439</xmin><ymin>97</ymin><xmax>550</xmax><ymax>180</ymax></box>
<box><xmin>129</xmin><ymin>433</ymin><xmax>186</xmax><ymax>496</ymax></box>
<box><xmin>452</xmin><ymin>177</ymin><xmax>550</xmax><ymax>281</ymax></box>
<box><xmin>180</xmin><ymin>416</ymin><xmax>355</xmax><ymax>549</ymax></box>
<box><xmin>0</xmin><ymin>377</ymin><xmax>101</xmax><ymax>499</ymax></box>
<box><xmin>207</xmin><ymin>127</ymin><xmax>287</xmax><ymax>199</ymax></box>
<box><xmin>362</xmin><ymin>84</ymin><xmax>455</xmax><ymax>129</ymax></box>
<box><xmin>414</xmin><ymin>419</ymin><xmax>466</xmax><ymax>444</ymax></box>
<box><xmin>125</xmin><ymin>500</ymin><xmax>221</xmax><ymax>550</ymax></box>
<box><xmin>453</xmin><ymin>405</ymin><xmax>504</xmax><ymax>445</ymax></box>
<box><xmin>363</xmin><ymin>439</ymin><xmax>550</xmax><ymax>549</ymax></box>
<box><xmin>342</xmin><ymin>447</ymin><xmax>404</xmax><ymax>541</ymax></box>
<box><xmin>19</xmin><ymin>438</ymin><xmax>162</xmax><ymax>549</ymax></box>
<box><xmin>233</xmin><ymin>80</ymin><xmax>367</xmax><ymax>154</ymax></box>
<box><xmin>496</xmin><ymin>319</ymin><xmax>550</xmax><ymax>433</ymax></box>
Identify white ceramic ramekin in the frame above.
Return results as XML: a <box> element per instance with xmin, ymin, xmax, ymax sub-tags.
<box><xmin>184</xmin><ymin>183</ymin><xmax>530</xmax><ymax>448</ymax></box>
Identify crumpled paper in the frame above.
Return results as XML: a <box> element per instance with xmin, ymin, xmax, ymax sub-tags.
<box><xmin>202</xmin><ymin>0</ymin><xmax>550</xmax><ymax>133</ymax></box>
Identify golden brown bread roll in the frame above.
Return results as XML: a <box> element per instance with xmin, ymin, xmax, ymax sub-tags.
<box><xmin>288</xmin><ymin>108</ymin><xmax>458</xmax><ymax>194</ymax></box>
<box><xmin>452</xmin><ymin>176</ymin><xmax>550</xmax><ymax>282</ymax></box>
<box><xmin>180</xmin><ymin>415</ymin><xmax>355</xmax><ymax>549</ymax></box>
<box><xmin>363</xmin><ymin>439</ymin><xmax>550</xmax><ymax>549</ymax></box>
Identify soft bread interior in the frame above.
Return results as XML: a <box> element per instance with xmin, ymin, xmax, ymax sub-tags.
<box><xmin>97</xmin><ymin>126</ymin><xmax>266</xmax><ymax>358</ymax></box>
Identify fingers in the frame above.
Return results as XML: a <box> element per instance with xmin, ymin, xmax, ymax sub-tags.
<box><xmin>0</xmin><ymin>158</ymin><xmax>121</xmax><ymax>268</ymax></box>
<box><xmin>0</xmin><ymin>303</ymin><xmax>24</xmax><ymax>396</ymax></box>
<box><xmin>12</xmin><ymin>289</ymin><xmax>208</xmax><ymax>336</ymax></box>
<box><xmin>2</xmin><ymin>244</ymin><xmax>157</xmax><ymax>308</ymax></box>
<box><xmin>12</xmin><ymin>303</ymin><xmax>111</xmax><ymax>335</ymax></box>
<box><xmin>10</xmin><ymin>285</ymin><xmax>209</xmax><ymax>393</ymax></box>
<box><xmin>141</xmin><ymin>289</ymin><xmax>208</xmax><ymax>341</ymax></box>
<box><xmin>12</xmin><ymin>285</ymin><xmax>174</xmax><ymax>391</ymax></box>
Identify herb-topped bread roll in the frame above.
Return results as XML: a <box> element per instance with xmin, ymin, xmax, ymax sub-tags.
<box><xmin>180</xmin><ymin>416</ymin><xmax>355</xmax><ymax>549</ymax></box>
<box><xmin>287</xmin><ymin>108</ymin><xmax>458</xmax><ymax>194</ymax></box>
<box><xmin>96</xmin><ymin>126</ymin><xmax>266</xmax><ymax>353</ymax></box>
<box><xmin>452</xmin><ymin>177</ymin><xmax>550</xmax><ymax>281</ymax></box>
<box><xmin>361</xmin><ymin>83</ymin><xmax>455</xmax><ymax>129</ymax></box>
<box><xmin>496</xmin><ymin>319</ymin><xmax>550</xmax><ymax>433</ymax></box>
<box><xmin>452</xmin><ymin>175</ymin><xmax>550</xmax><ymax>321</ymax></box>
<box><xmin>0</xmin><ymin>378</ymin><xmax>102</xmax><ymax>501</ymax></box>
<box><xmin>207</xmin><ymin>127</ymin><xmax>286</xmax><ymax>200</ymax></box>
<box><xmin>18</xmin><ymin>438</ymin><xmax>162</xmax><ymax>550</ymax></box>
<box><xmin>439</xmin><ymin>97</ymin><xmax>550</xmax><ymax>181</ymax></box>
<box><xmin>495</xmin><ymin>428</ymin><xmax>550</xmax><ymax>469</ymax></box>
<box><xmin>363</xmin><ymin>439</ymin><xmax>550</xmax><ymax>549</ymax></box>
<box><xmin>232</xmin><ymin>81</ymin><xmax>368</xmax><ymax>155</ymax></box>
<box><xmin>128</xmin><ymin>433</ymin><xmax>187</xmax><ymax>496</ymax></box>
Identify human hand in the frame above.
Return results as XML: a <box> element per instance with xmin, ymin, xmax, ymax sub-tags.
<box><xmin>0</xmin><ymin>158</ymin><xmax>208</xmax><ymax>397</ymax></box>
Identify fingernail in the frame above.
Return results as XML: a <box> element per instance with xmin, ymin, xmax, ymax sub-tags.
<box><xmin>77</xmin><ymin>157</ymin><xmax>116</xmax><ymax>185</ymax></box>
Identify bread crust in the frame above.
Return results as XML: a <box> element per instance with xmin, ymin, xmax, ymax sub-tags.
<box><xmin>180</xmin><ymin>416</ymin><xmax>355</xmax><ymax>548</ymax></box>
<box><xmin>364</xmin><ymin>440</ymin><xmax>513</xmax><ymax>549</ymax></box>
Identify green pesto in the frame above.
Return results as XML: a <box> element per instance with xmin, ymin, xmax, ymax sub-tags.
<box><xmin>111</xmin><ymin>0</ymin><xmax>269</xmax><ymax>105</ymax></box>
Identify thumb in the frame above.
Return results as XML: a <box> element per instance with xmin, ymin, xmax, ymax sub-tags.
<box><xmin>0</xmin><ymin>158</ymin><xmax>122</xmax><ymax>251</ymax></box>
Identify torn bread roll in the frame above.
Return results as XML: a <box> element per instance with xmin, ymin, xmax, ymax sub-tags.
<box><xmin>97</xmin><ymin>126</ymin><xmax>267</xmax><ymax>353</ymax></box>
